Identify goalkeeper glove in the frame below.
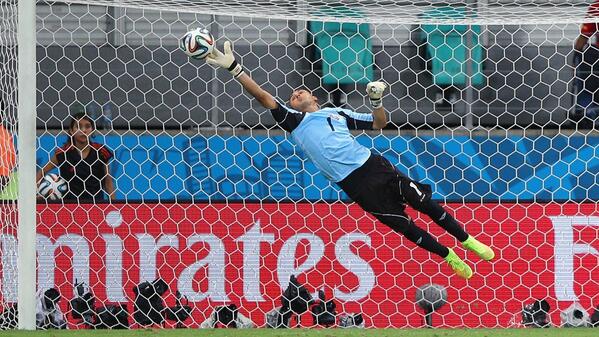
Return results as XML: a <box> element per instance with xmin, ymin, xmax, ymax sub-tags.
<box><xmin>366</xmin><ymin>81</ymin><xmax>387</xmax><ymax>109</ymax></box>
<box><xmin>205</xmin><ymin>41</ymin><xmax>244</xmax><ymax>78</ymax></box>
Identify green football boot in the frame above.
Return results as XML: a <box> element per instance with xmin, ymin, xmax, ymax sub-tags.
<box><xmin>462</xmin><ymin>236</ymin><xmax>495</xmax><ymax>261</ymax></box>
<box><xmin>444</xmin><ymin>248</ymin><xmax>473</xmax><ymax>279</ymax></box>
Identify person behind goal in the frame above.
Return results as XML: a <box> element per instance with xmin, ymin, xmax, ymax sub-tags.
<box><xmin>188</xmin><ymin>40</ymin><xmax>494</xmax><ymax>279</ymax></box>
<box><xmin>36</xmin><ymin>113</ymin><xmax>115</xmax><ymax>202</ymax></box>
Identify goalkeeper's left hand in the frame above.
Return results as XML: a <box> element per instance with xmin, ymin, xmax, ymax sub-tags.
<box><xmin>366</xmin><ymin>81</ymin><xmax>387</xmax><ymax>109</ymax></box>
<box><xmin>206</xmin><ymin>41</ymin><xmax>245</xmax><ymax>78</ymax></box>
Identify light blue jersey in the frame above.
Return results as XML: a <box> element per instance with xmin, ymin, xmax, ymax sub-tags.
<box><xmin>270</xmin><ymin>101</ymin><xmax>374</xmax><ymax>182</ymax></box>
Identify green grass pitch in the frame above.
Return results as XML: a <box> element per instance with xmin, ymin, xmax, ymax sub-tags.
<box><xmin>1</xmin><ymin>329</ymin><xmax>598</xmax><ymax>337</ymax></box>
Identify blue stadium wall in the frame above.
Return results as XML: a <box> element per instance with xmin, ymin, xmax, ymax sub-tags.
<box><xmin>37</xmin><ymin>134</ymin><xmax>599</xmax><ymax>202</ymax></box>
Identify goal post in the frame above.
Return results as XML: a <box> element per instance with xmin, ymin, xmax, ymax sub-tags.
<box><xmin>16</xmin><ymin>0</ymin><xmax>37</xmax><ymax>329</ymax></box>
<box><xmin>2</xmin><ymin>0</ymin><xmax>599</xmax><ymax>330</ymax></box>
<box><xmin>0</xmin><ymin>0</ymin><xmax>39</xmax><ymax>330</ymax></box>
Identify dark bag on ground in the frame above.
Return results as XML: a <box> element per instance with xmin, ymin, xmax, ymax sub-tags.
<box><xmin>311</xmin><ymin>289</ymin><xmax>336</xmax><ymax>326</ymax></box>
<box><xmin>522</xmin><ymin>299</ymin><xmax>550</xmax><ymax>328</ymax></box>
<box><xmin>70</xmin><ymin>280</ymin><xmax>130</xmax><ymax>329</ymax></box>
<box><xmin>214</xmin><ymin>304</ymin><xmax>238</xmax><ymax>328</ymax></box>
<box><xmin>0</xmin><ymin>304</ymin><xmax>18</xmax><ymax>330</ymax></box>
<box><xmin>280</xmin><ymin>275</ymin><xmax>314</xmax><ymax>327</ymax></box>
<box><xmin>94</xmin><ymin>304</ymin><xmax>129</xmax><ymax>329</ymax></box>
<box><xmin>70</xmin><ymin>280</ymin><xmax>96</xmax><ymax>326</ymax></box>
<box><xmin>164</xmin><ymin>290</ymin><xmax>192</xmax><ymax>327</ymax></box>
<box><xmin>267</xmin><ymin>275</ymin><xmax>314</xmax><ymax>328</ymax></box>
<box><xmin>591</xmin><ymin>306</ymin><xmax>599</xmax><ymax>327</ymax></box>
<box><xmin>133</xmin><ymin>278</ymin><xmax>168</xmax><ymax>326</ymax></box>
<box><xmin>38</xmin><ymin>288</ymin><xmax>67</xmax><ymax>329</ymax></box>
<box><xmin>339</xmin><ymin>313</ymin><xmax>364</xmax><ymax>328</ymax></box>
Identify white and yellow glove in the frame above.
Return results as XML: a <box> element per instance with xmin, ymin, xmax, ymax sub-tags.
<box><xmin>205</xmin><ymin>41</ymin><xmax>245</xmax><ymax>78</ymax></box>
<box><xmin>366</xmin><ymin>81</ymin><xmax>387</xmax><ymax>109</ymax></box>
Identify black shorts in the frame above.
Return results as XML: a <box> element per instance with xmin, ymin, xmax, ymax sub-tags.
<box><xmin>337</xmin><ymin>154</ymin><xmax>432</xmax><ymax>228</ymax></box>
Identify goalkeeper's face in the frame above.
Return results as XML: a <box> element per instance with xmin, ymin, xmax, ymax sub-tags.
<box><xmin>69</xmin><ymin>117</ymin><xmax>95</xmax><ymax>145</ymax></box>
<box><xmin>289</xmin><ymin>89</ymin><xmax>318</xmax><ymax>112</ymax></box>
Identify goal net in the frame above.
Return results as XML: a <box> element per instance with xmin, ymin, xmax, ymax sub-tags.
<box><xmin>1</xmin><ymin>0</ymin><xmax>598</xmax><ymax>329</ymax></box>
<box><xmin>0</xmin><ymin>0</ymin><xmax>18</xmax><ymax>330</ymax></box>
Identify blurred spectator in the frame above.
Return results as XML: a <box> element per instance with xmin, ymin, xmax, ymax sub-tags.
<box><xmin>308</xmin><ymin>6</ymin><xmax>373</xmax><ymax>108</ymax></box>
<box><xmin>36</xmin><ymin>113</ymin><xmax>115</xmax><ymax>202</ymax></box>
<box><xmin>86</xmin><ymin>101</ymin><xmax>102</xmax><ymax>126</ymax></box>
<box><xmin>86</xmin><ymin>101</ymin><xmax>114</xmax><ymax>130</ymax></box>
<box><xmin>420</xmin><ymin>6</ymin><xmax>484</xmax><ymax>110</ymax></box>
<box><xmin>0</xmin><ymin>114</ymin><xmax>16</xmax><ymax>194</ymax></box>
<box><xmin>573</xmin><ymin>0</ymin><xmax>599</xmax><ymax>125</ymax></box>
<box><xmin>101</xmin><ymin>102</ymin><xmax>114</xmax><ymax>130</ymax></box>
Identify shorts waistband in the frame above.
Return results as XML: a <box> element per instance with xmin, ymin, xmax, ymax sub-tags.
<box><xmin>337</xmin><ymin>153</ymin><xmax>377</xmax><ymax>193</ymax></box>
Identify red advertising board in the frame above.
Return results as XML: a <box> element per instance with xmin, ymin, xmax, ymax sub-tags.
<box><xmin>1</xmin><ymin>202</ymin><xmax>598</xmax><ymax>328</ymax></box>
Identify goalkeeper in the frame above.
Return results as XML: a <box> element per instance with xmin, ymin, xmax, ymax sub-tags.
<box><xmin>192</xmin><ymin>41</ymin><xmax>494</xmax><ymax>279</ymax></box>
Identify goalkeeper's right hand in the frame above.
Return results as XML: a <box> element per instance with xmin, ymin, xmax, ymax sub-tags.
<box><xmin>206</xmin><ymin>41</ymin><xmax>245</xmax><ymax>78</ymax></box>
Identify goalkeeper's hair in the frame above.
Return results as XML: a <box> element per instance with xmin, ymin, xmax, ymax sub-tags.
<box><xmin>287</xmin><ymin>86</ymin><xmax>315</xmax><ymax>106</ymax></box>
<box><xmin>68</xmin><ymin>112</ymin><xmax>96</xmax><ymax>131</ymax></box>
<box><xmin>289</xmin><ymin>86</ymin><xmax>313</xmax><ymax>98</ymax></box>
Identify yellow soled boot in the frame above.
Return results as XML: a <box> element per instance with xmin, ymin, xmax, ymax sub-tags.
<box><xmin>444</xmin><ymin>248</ymin><xmax>473</xmax><ymax>279</ymax></box>
<box><xmin>462</xmin><ymin>236</ymin><xmax>495</xmax><ymax>261</ymax></box>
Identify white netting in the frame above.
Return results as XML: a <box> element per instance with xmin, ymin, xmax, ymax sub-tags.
<box><xmin>0</xmin><ymin>0</ymin><xmax>18</xmax><ymax>329</ymax></box>
<box><xmin>0</xmin><ymin>0</ymin><xmax>598</xmax><ymax>330</ymax></box>
<box><xmin>62</xmin><ymin>0</ymin><xmax>599</xmax><ymax>25</ymax></box>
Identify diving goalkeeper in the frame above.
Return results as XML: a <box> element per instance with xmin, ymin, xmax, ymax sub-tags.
<box><xmin>191</xmin><ymin>41</ymin><xmax>494</xmax><ymax>279</ymax></box>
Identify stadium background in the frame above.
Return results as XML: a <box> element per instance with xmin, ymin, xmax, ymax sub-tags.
<box><xmin>35</xmin><ymin>133</ymin><xmax>599</xmax><ymax>202</ymax></box>
<box><xmin>0</xmin><ymin>0</ymin><xmax>598</xmax><ymax>330</ymax></box>
<box><xmin>28</xmin><ymin>4</ymin><xmax>584</xmax><ymax>129</ymax></box>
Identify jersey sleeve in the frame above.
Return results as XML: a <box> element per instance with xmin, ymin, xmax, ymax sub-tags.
<box><xmin>98</xmin><ymin>145</ymin><xmax>114</xmax><ymax>163</ymax></box>
<box><xmin>54</xmin><ymin>147</ymin><xmax>66</xmax><ymax>165</ymax></box>
<box><xmin>269</xmin><ymin>99</ymin><xmax>305</xmax><ymax>132</ymax></box>
<box><xmin>337</xmin><ymin>109</ymin><xmax>374</xmax><ymax>130</ymax></box>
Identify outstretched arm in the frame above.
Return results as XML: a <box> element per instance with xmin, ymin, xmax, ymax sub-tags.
<box><xmin>237</xmin><ymin>73</ymin><xmax>277</xmax><ymax>110</ymax></box>
<box><xmin>204</xmin><ymin>41</ymin><xmax>277</xmax><ymax>110</ymax></box>
<box><xmin>367</xmin><ymin>81</ymin><xmax>388</xmax><ymax>129</ymax></box>
<box><xmin>371</xmin><ymin>105</ymin><xmax>387</xmax><ymax>130</ymax></box>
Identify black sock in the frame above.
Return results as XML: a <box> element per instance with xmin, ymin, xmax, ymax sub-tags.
<box><xmin>421</xmin><ymin>200</ymin><xmax>469</xmax><ymax>242</ymax></box>
<box><xmin>402</xmin><ymin>224</ymin><xmax>449</xmax><ymax>258</ymax></box>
